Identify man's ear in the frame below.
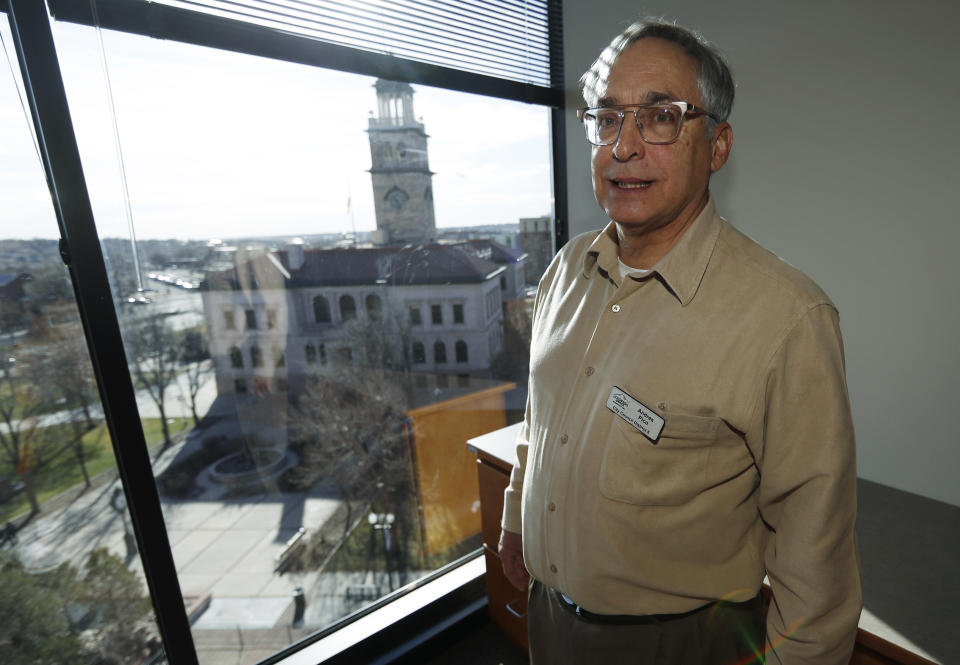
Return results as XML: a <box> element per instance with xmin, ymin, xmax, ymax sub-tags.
<box><xmin>710</xmin><ymin>122</ymin><xmax>733</xmax><ymax>173</ymax></box>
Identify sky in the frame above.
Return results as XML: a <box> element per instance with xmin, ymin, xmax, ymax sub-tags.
<box><xmin>0</xmin><ymin>19</ymin><xmax>554</xmax><ymax>241</ymax></box>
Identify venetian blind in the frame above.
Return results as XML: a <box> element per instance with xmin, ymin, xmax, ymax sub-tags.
<box><xmin>153</xmin><ymin>0</ymin><xmax>556</xmax><ymax>87</ymax></box>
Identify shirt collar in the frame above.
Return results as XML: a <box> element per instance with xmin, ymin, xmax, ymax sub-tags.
<box><xmin>583</xmin><ymin>195</ymin><xmax>721</xmax><ymax>306</ymax></box>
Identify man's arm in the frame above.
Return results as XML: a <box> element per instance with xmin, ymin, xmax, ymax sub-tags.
<box><xmin>755</xmin><ymin>304</ymin><xmax>861</xmax><ymax>665</ymax></box>
<box><xmin>498</xmin><ymin>529</ymin><xmax>529</xmax><ymax>590</ymax></box>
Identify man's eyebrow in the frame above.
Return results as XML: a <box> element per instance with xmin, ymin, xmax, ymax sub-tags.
<box><xmin>596</xmin><ymin>91</ymin><xmax>678</xmax><ymax>107</ymax></box>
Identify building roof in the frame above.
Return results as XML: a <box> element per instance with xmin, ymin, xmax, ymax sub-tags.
<box><xmin>201</xmin><ymin>244</ymin><xmax>504</xmax><ymax>291</ymax></box>
<box><xmin>453</xmin><ymin>239</ymin><xmax>528</xmax><ymax>265</ymax></box>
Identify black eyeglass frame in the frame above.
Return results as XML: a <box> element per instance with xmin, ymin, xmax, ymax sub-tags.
<box><xmin>576</xmin><ymin>101</ymin><xmax>719</xmax><ymax>146</ymax></box>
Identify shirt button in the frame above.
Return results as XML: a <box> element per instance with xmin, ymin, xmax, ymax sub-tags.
<box><xmin>548</xmin><ymin>502</ymin><xmax>556</xmax><ymax>512</ymax></box>
<box><xmin>585</xmin><ymin>366</ymin><xmax>595</xmax><ymax>376</ymax></box>
<box><xmin>612</xmin><ymin>304</ymin><xmax>621</xmax><ymax>312</ymax></box>
<box><xmin>550</xmin><ymin>564</ymin><xmax>558</xmax><ymax>574</ymax></box>
<box><xmin>559</xmin><ymin>434</ymin><xmax>569</xmax><ymax>444</ymax></box>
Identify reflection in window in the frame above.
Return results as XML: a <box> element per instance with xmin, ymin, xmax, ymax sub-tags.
<box><xmin>340</xmin><ymin>294</ymin><xmax>356</xmax><ymax>321</ymax></box>
<box><xmin>230</xmin><ymin>345</ymin><xmax>243</xmax><ymax>368</ymax></box>
<box><xmin>455</xmin><ymin>340</ymin><xmax>468</xmax><ymax>363</ymax></box>
<box><xmin>366</xmin><ymin>293</ymin><xmax>382</xmax><ymax>320</ymax></box>
<box><xmin>313</xmin><ymin>295</ymin><xmax>331</xmax><ymax>323</ymax></box>
<box><xmin>434</xmin><ymin>340</ymin><xmax>447</xmax><ymax>364</ymax></box>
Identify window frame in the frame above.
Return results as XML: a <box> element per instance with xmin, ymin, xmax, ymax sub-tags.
<box><xmin>3</xmin><ymin>0</ymin><xmax>566</xmax><ymax>663</ymax></box>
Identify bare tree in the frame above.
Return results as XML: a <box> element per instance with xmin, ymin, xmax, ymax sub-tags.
<box><xmin>176</xmin><ymin>328</ymin><xmax>212</xmax><ymax>426</ymax></box>
<box><xmin>124</xmin><ymin>313</ymin><xmax>179</xmax><ymax>452</ymax></box>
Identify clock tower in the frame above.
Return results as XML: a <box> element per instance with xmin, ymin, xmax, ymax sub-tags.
<box><xmin>367</xmin><ymin>80</ymin><xmax>437</xmax><ymax>246</ymax></box>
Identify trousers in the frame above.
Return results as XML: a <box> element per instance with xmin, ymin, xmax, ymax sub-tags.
<box><xmin>527</xmin><ymin>580</ymin><xmax>766</xmax><ymax>665</ymax></box>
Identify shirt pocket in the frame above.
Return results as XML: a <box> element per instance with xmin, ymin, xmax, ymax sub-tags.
<box><xmin>598</xmin><ymin>411</ymin><xmax>723</xmax><ymax>506</ymax></box>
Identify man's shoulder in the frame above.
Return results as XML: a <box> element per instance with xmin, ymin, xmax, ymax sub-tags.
<box><xmin>713</xmin><ymin>219</ymin><xmax>836</xmax><ymax>312</ymax></box>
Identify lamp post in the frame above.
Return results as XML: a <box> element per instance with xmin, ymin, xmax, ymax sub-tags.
<box><xmin>368</xmin><ymin>512</ymin><xmax>396</xmax><ymax>592</ymax></box>
<box><xmin>110</xmin><ymin>486</ymin><xmax>137</xmax><ymax>562</ymax></box>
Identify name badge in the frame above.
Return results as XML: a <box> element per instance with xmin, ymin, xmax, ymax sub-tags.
<box><xmin>606</xmin><ymin>386</ymin><xmax>665</xmax><ymax>443</ymax></box>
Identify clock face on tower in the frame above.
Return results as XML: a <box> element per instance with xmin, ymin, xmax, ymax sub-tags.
<box><xmin>386</xmin><ymin>187</ymin><xmax>409</xmax><ymax>210</ymax></box>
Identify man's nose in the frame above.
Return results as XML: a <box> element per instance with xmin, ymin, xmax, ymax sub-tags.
<box><xmin>612</xmin><ymin>111</ymin><xmax>646</xmax><ymax>161</ymax></box>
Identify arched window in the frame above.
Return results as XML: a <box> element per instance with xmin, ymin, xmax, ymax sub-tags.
<box><xmin>229</xmin><ymin>346</ymin><xmax>243</xmax><ymax>369</ymax></box>
<box><xmin>434</xmin><ymin>340</ymin><xmax>447</xmax><ymax>364</ymax></box>
<box><xmin>412</xmin><ymin>342</ymin><xmax>426</xmax><ymax>364</ymax></box>
<box><xmin>340</xmin><ymin>295</ymin><xmax>356</xmax><ymax>321</ymax></box>
<box><xmin>455</xmin><ymin>340</ymin><xmax>468</xmax><ymax>363</ymax></box>
<box><xmin>366</xmin><ymin>294</ymin><xmax>382</xmax><ymax>320</ymax></box>
<box><xmin>319</xmin><ymin>343</ymin><xmax>327</xmax><ymax>365</ymax></box>
<box><xmin>305</xmin><ymin>343</ymin><xmax>316</xmax><ymax>364</ymax></box>
<box><xmin>250</xmin><ymin>344</ymin><xmax>263</xmax><ymax>368</ymax></box>
<box><xmin>313</xmin><ymin>295</ymin><xmax>331</xmax><ymax>323</ymax></box>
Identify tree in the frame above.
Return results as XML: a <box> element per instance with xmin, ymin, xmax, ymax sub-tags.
<box><xmin>0</xmin><ymin>548</ymin><xmax>155</xmax><ymax>665</ymax></box>
<box><xmin>124</xmin><ymin>313</ymin><xmax>179</xmax><ymax>452</ymax></box>
<box><xmin>176</xmin><ymin>328</ymin><xmax>212</xmax><ymax>426</ymax></box>
<box><xmin>490</xmin><ymin>298</ymin><xmax>533</xmax><ymax>384</ymax></box>
<box><xmin>0</xmin><ymin>351</ymin><xmax>53</xmax><ymax>516</ymax></box>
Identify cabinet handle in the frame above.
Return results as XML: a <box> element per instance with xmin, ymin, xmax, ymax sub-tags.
<box><xmin>505</xmin><ymin>599</ymin><xmax>527</xmax><ymax>619</ymax></box>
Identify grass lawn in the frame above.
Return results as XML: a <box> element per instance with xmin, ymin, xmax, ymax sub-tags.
<box><xmin>0</xmin><ymin>417</ymin><xmax>190</xmax><ymax>524</ymax></box>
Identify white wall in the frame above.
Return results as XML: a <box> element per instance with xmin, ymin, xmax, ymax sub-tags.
<box><xmin>562</xmin><ymin>0</ymin><xmax>960</xmax><ymax>506</ymax></box>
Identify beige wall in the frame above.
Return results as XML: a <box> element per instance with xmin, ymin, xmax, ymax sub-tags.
<box><xmin>562</xmin><ymin>0</ymin><xmax>960</xmax><ymax>506</ymax></box>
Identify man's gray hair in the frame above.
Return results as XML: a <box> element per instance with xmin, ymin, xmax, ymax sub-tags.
<box><xmin>579</xmin><ymin>19</ymin><xmax>735</xmax><ymax>131</ymax></box>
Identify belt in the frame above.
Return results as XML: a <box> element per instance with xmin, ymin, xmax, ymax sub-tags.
<box><xmin>555</xmin><ymin>590</ymin><xmax>746</xmax><ymax>626</ymax></box>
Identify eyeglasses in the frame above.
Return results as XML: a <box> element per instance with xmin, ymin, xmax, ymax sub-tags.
<box><xmin>577</xmin><ymin>102</ymin><xmax>717</xmax><ymax>146</ymax></box>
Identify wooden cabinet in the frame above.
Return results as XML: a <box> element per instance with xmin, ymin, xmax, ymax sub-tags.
<box><xmin>468</xmin><ymin>423</ymin><xmax>528</xmax><ymax>651</ymax></box>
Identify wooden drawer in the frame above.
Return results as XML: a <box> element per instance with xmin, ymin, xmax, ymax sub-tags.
<box><xmin>477</xmin><ymin>459</ymin><xmax>510</xmax><ymax>549</ymax></box>
<box><xmin>483</xmin><ymin>545</ymin><xmax>528</xmax><ymax>651</ymax></box>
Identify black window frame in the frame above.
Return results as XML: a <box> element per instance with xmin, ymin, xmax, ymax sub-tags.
<box><xmin>1</xmin><ymin>0</ymin><xmax>566</xmax><ymax>662</ymax></box>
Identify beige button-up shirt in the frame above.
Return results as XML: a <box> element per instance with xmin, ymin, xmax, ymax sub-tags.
<box><xmin>502</xmin><ymin>198</ymin><xmax>861</xmax><ymax>664</ymax></box>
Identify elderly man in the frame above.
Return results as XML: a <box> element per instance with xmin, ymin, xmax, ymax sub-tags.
<box><xmin>499</xmin><ymin>18</ymin><xmax>861</xmax><ymax>665</ymax></box>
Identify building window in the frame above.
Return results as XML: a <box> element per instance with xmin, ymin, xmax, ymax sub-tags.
<box><xmin>437</xmin><ymin>373</ymin><xmax>449</xmax><ymax>388</ymax></box>
<box><xmin>453</xmin><ymin>303</ymin><xmax>464</xmax><ymax>324</ymax></box>
<box><xmin>245</xmin><ymin>308</ymin><xmax>257</xmax><ymax>330</ymax></box>
<box><xmin>250</xmin><ymin>344</ymin><xmax>263</xmax><ymax>368</ymax></box>
<box><xmin>223</xmin><ymin>309</ymin><xmax>236</xmax><ymax>330</ymax></box>
<box><xmin>229</xmin><ymin>346</ymin><xmax>243</xmax><ymax>369</ymax></box>
<box><xmin>412</xmin><ymin>341</ymin><xmax>426</xmax><ymax>364</ymax></box>
<box><xmin>337</xmin><ymin>347</ymin><xmax>353</xmax><ymax>363</ymax></box>
<box><xmin>457</xmin><ymin>373</ymin><xmax>470</xmax><ymax>387</ymax></box>
<box><xmin>434</xmin><ymin>340</ymin><xmax>447</xmax><ymax>364</ymax></box>
<box><xmin>234</xmin><ymin>378</ymin><xmax>248</xmax><ymax>393</ymax></box>
<box><xmin>274</xmin><ymin>347</ymin><xmax>285</xmax><ymax>368</ymax></box>
<box><xmin>266</xmin><ymin>308</ymin><xmax>277</xmax><ymax>329</ymax></box>
<box><xmin>340</xmin><ymin>294</ymin><xmax>356</xmax><ymax>321</ymax></box>
<box><xmin>431</xmin><ymin>304</ymin><xmax>442</xmax><ymax>325</ymax></box>
<box><xmin>318</xmin><ymin>343</ymin><xmax>327</xmax><ymax>365</ymax></box>
<box><xmin>366</xmin><ymin>294</ymin><xmax>382</xmax><ymax>320</ymax></box>
<box><xmin>305</xmin><ymin>343</ymin><xmax>316</xmax><ymax>364</ymax></box>
<box><xmin>500</xmin><ymin>274</ymin><xmax>507</xmax><ymax>291</ymax></box>
<box><xmin>313</xmin><ymin>295</ymin><xmax>331</xmax><ymax>323</ymax></box>
<box><xmin>409</xmin><ymin>305</ymin><xmax>422</xmax><ymax>326</ymax></box>
<box><xmin>455</xmin><ymin>340</ymin><xmax>468</xmax><ymax>363</ymax></box>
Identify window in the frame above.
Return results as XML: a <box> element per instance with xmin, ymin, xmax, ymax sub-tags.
<box><xmin>409</xmin><ymin>305</ymin><xmax>422</xmax><ymax>326</ymax></box>
<box><xmin>434</xmin><ymin>340</ymin><xmax>447</xmax><ymax>364</ymax></box>
<box><xmin>456</xmin><ymin>340</ymin><xmax>469</xmax><ymax>363</ymax></box>
<box><xmin>313</xmin><ymin>295</ymin><xmax>331</xmax><ymax>323</ymax></box>
<box><xmin>366</xmin><ymin>293</ymin><xmax>382</xmax><ymax>320</ymax></box>
<box><xmin>22</xmin><ymin>2</ymin><xmax>562</xmax><ymax>661</ymax></box>
<box><xmin>500</xmin><ymin>275</ymin><xmax>507</xmax><ymax>291</ymax></box>
<box><xmin>223</xmin><ymin>309</ymin><xmax>236</xmax><ymax>330</ymax></box>
<box><xmin>412</xmin><ymin>341</ymin><xmax>426</xmax><ymax>364</ymax></box>
<box><xmin>431</xmin><ymin>304</ymin><xmax>442</xmax><ymax>325</ymax></box>
<box><xmin>453</xmin><ymin>303</ymin><xmax>464</xmax><ymax>324</ymax></box>
<box><xmin>340</xmin><ymin>294</ymin><xmax>356</xmax><ymax>321</ymax></box>
<box><xmin>305</xmin><ymin>343</ymin><xmax>316</xmax><ymax>364</ymax></box>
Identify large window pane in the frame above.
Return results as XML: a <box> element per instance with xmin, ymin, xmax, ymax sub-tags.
<box><xmin>0</xmin><ymin>21</ymin><xmax>163</xmax><ymax>664</ymax></box>
<box><xmin>50</xmin><ymin>19</ymin><xmax>554</xmax><ymax>662</ymax></box>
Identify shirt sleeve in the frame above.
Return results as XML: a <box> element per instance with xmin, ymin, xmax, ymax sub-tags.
<box><xmin>754</xmin><ymin>303</ymin><xmax>862</xmax><ymax>665</ymax></box>
<box><xmin>501</xmin><ymin>398</ymin><xmax>529</xmax><ymax>535</ymax></box>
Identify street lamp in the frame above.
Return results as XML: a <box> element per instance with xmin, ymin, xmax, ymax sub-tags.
<box><xmin>110</xmin><ymin>486</ymin><xmax>137</xmax><ymax>563</ymax></box>
<box><xmin>368</xmin><ymin>512</ymin><xmax>396</xmax><ymax>592</ymax></box>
